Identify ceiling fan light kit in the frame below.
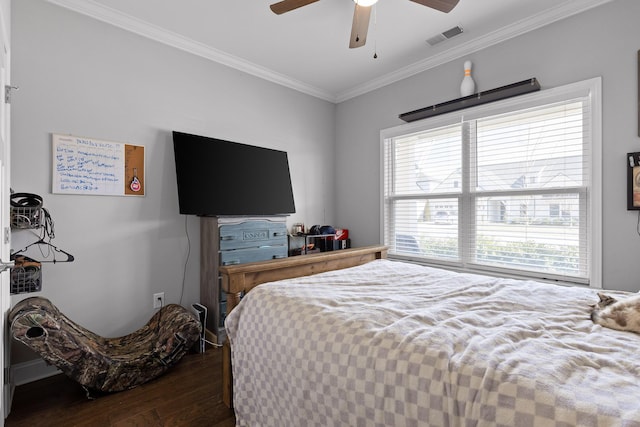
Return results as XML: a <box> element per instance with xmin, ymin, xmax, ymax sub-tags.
<box><xmin>269</xmin><ymin>0</ymin><xmax>460</xmax><ymax>49</ymax></box>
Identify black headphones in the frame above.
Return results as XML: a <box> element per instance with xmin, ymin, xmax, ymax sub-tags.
<box><xmin>10</xmin><ymin>193</ymin><xmax>53</xmax><ymax>237</ymax></box>
<box><xmin>10</xmin><ymin>193</ymin><xmax>43</xmax><ymax>209</ymax></box>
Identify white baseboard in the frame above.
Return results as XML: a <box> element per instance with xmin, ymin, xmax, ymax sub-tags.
<box><xmin>11</xmin><ymin>359</ymin><xmax>61</xmax><ymax>386</ymax></box>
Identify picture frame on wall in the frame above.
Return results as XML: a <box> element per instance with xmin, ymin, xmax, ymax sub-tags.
<box><xmin>627</xmin><ymin>152</ymin><xmax>640</xmax><ymax>210</ymax></box>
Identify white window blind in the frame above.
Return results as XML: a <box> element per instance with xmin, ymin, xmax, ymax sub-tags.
<box><xmin>382</xmin><ymin>78</ymin><xmax>601</xmax><ymax>286</ymax></box>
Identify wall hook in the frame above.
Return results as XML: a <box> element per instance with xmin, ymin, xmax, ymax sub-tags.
<box><xmin>5</xmin><ymin>85</ymin><xmax>19</xmax><ymax>104</ymax></box>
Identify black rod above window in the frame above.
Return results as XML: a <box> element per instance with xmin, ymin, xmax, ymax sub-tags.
<box><xmin>399</xmin><ymin>78</ymin><xmax>541</xmax><ymax>123</ymax></box>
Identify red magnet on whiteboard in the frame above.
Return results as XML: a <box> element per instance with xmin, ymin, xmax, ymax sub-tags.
<box><xmin>130</xmin><ymin>168</ymin><xmax>141</xmax><ymax>192</ymax></box>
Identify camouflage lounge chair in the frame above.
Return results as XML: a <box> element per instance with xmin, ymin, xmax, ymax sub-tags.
<box><xmin>9</xmin><ymin>296</ymin><xmax>201</xmax><ymax>394</ymax></box>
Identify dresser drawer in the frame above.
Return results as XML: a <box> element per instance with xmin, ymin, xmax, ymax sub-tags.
<box><xmin>219</xmin><ymin>221</ymin><xmax>287</xmax><ymax>251</ymax></box>
<box><xmin>220</xmin><ymin>245</ymin><xmax>288</xmax><ymax>266</ymax></box>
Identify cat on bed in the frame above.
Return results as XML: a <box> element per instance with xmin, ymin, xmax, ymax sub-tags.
<box><xmin>590</xmin><ymin>292</ymin><xmax>640</xmax><ymax>333</ymax></box>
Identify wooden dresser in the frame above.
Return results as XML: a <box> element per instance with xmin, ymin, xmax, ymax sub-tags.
<box><xmin>200</xmin><ymin>216</ymin><xmax>288</xmax><ymax>342</ymax></box>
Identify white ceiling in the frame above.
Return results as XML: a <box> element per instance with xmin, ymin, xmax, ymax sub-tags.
<box><xmin>45</xmin><ymin>0</ymin><xmax>613</xmax><ymax>103</ymax></box>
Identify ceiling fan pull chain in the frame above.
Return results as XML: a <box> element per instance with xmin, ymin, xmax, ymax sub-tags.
<box><xmin>373</xmin><ymin>4</ymin><xmax>378</xmax><ymax>59</ymax></box>
<box><xmin>355</xmin><ymin>4</ymin><xmax>360</xmax><ymax>42</ymax></box>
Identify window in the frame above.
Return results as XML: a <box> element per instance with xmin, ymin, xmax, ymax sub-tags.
<box><xmin>381</xmin><ymin>78</ymin><xmax>601</xmax><ymax>287</ymax></box>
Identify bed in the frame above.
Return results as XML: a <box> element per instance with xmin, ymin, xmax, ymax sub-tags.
<box><xmin>220</xmin><ymin>246</ymin><xmax>640</xmax><ymax>426</ymax></box>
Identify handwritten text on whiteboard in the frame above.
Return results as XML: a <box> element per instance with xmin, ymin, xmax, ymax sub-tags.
<box><xmin>53</xmin><ymin>134</ymin><xmax>126</xmax><ymax>195</ymax></box>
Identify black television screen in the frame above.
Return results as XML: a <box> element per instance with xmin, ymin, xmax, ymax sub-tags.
<box><xmin>172</xmin><ymin>131</ymin><xmax>296</xmax><ymax>216</ymax></box>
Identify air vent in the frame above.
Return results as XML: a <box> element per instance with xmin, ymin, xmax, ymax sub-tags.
<box><xmin>426</xmin><ymin>25</ymin><xmax>463</xmax><ymax>46</ymax></box>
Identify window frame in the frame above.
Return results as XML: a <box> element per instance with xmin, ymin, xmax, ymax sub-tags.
<box><xmin>380</xmin><ymin>77</ymin><xmax>602</xmax><ymax>288</ymax></box>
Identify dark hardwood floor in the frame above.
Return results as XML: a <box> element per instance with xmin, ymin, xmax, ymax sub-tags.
<box><xmin>5</xmin><ymin>346</ymin><xmax>235</xmax><ymax>427</ymax></box>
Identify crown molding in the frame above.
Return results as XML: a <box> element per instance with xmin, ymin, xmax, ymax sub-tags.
<box><xmin>335</xmin><ymin>0</ymin><xmax>615</xmax><ymax>102</ymax></box>
<box><xmin>46</xmin><ymin>0</ymin><xmax>613</xmax><ymax>104</ymax></box>
<box><xmin>44</xmin><ymin>0</ymin><xmax>337</xmax><ymax>102</ymax></box>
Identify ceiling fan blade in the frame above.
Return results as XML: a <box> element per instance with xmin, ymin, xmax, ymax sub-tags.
<box><xmin>349</xmin><ymin>5</ymin><xmax>372</xmax><ymax>49</ymax></box>
<box><xmin>409</xmin><ymin>0</ymin><xmax>460</xmax><ymax>13</ymax></box>
<box><xmin>270</xmin><ymin>0</ymin><xmax>320</xmax><ymax>15</ymax></box>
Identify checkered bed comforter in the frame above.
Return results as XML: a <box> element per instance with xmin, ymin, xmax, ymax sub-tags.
<box><xmin>225</xmin><ymin>260</ymin><xmax>640</xmax><ymax>427</ymax></box>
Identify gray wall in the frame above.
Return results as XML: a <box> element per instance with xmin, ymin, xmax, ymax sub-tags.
<box><xmin>10</xmin><ymin>0</ymin><xmax>336</xmax><ymax>363</ymax></box>
<box><xmin>10</xmin><ymin>0</ymin><xmax>638</xmax><ymax>365</ymax></box>
<box><xmin>336</xmin><ymin>0</ymin><xmax>640</xmax><ymax>292</ymax></box>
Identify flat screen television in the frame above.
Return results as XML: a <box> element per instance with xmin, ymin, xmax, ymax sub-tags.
<box><xmin>172</xmin><ymin>131</ymin><xmax>296</xmax><ymax>216</ymax></box>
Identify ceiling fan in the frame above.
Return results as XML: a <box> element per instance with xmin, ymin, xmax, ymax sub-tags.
<box><xmin>269</xmin><ymin>0</ymin><xmax>460</xmax><ymax>49</ymax></box>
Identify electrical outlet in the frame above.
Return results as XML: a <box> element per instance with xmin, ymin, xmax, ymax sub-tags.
<box><xmin>153</xmin><ymin>292</ymin><xmax>165</xmax><ymax>309</ymax></box>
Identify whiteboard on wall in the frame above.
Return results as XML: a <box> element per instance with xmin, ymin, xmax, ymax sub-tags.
<box><xmin>52</xmin><ymin>134</ymin><xmax>145</xmax><ymax>196</ymax></box>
